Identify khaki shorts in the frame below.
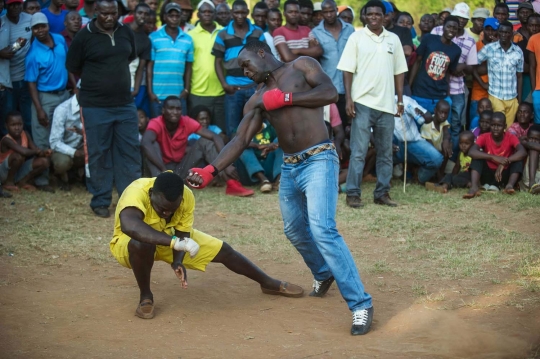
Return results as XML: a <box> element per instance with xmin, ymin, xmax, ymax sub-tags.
<box><xmin>110</xmin><ymin>229</ymin><xmax>223</xmax><ymax>271</ymax></box>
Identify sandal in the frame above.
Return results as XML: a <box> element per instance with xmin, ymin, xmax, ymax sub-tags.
<box><xmin>463</xmin><ymin>191</ymin><xmax>481</xmax><ymax>199</ymax></box>
<box><xmin>3</xmin><ymin>185</ymin><xmax>19</xmax><ymax>192</ymax></box>
<box><xmin>260</xmin><ymin>180</ymin><xmax>272</xmax><ymax>193</ymax></box>
<box><xmin>135</xmin><ymin>298</ymin><xmax>155</xmax><ymax>319</ymax></box>
<box><xmin>530</xmin><ymin>183</ymin><xmax>540</xmax><ymax>195</ymax></box>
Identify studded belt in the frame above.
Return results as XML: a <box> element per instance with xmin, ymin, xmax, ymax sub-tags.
<box><xmin>283</xmin><ymin>143</ymin><xmax>335</xmax><ymax>164</ymax></box>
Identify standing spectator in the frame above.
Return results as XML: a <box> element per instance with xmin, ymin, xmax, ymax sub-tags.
<box><xmin>25</xmin><ymin>12</ymin><xmax>71</xmax><ymax>192</ymax></box>
<box><xmin>478</xmin><ymin>20</ymin><xmax>523</xmax><ymax>128</ymax></box>
<box><xmin>517</xmin><ymin>14</ymin><xmax>540</xmax><ymax>103</ymax></box>
<box><xmin>0</xmin><ymin>13</ymin><xmax>12</xmax><ymax>136</ymax></box>
<box><xmin>311</xmin><ymin>0</ymin><xmax>354</xmax><ymax>127</ymax></box>
<box><xmin>189</xmin><ymin>0</ymin><xmax>226</xmax><ymax>132</ymax></box>
<box><xmin>468</xmin><ymin>8</ymin><xmax>489</xmax><ymax>42</ymax></box>
<box><xmin>298</xmin><ymin>0</ymin><xmax>313</xmax><ymax>28</ymax></box>
<box><xmin>215</xmin><ymin>2</ymin><xmax>231</xmax><ymax>27</ymax></box>
<box><xmin>273</xmin><ymin>0</ymin><xmax>322</xmax><ymax>63</ymax></box>
<box><xmin>2</xmin><ymin>0</ymin><xmax>33</xmax><ymax>136</ymax></box>
<box><xmin>264</xmin><ymin>8</ymin><xmax>282</xmax><ymax>60</ymax></box>
<box><xmin>264</xmin><ymin>0</ymin><xmax>279</xmax><ymax>9</ymax></box>
<box><xmin>382</xmin><ymin>1</ymin><xmax>412</xmax><ymax>57</ymax></box>
<box><xmin>337</xmin><ymin>5</ymin><xmax>353</xmax><ymax>24</ymax></box>
<box><xmin>79</xmin><ymin>0</ymin><xmax>95</xmax><ymax>25</ymax></box>
<box><xmin>41</xmin><ymin>0</ymin><xmax>68</xmax><ymax>33</ymax></box>
<box><xmin>414</xmin><ymin>14</ymin><xmax>436</xmax><ymax>47</ymax></box>
<box><xmin>144</xmin><ymin>0</ymin><xmax>157</xmax><ymax>12</ymax></box>
<box><xmin>252</xmin><ymin>1</ymin><xmax>268</xmax><ymax>31</ymax></box>
<box><xmin>471</xmin><ymin>18</ymin><xmax>499</xmax><ymax>124</ymax></box>
<box><xmin>61</xmin><ymin>11</ymin><xmax>82</xmax><ymax>47</ymax></box>
<box><xmin>212</xmin><ymin>0</ymin><xmax>265</xmax><ymax>136</ymax></box>
<box><xmin>528</xmin><ymin>17</ymin><xmax>540</xmax><ymax>124</ymax></box>
<box><xmin>438</xmin><ymin>8</ymin><xmax>452</xmax><ymax>26</ymax></box>
<box><xmin>128</xmin><ymin>3</ymin><xmax>151</xmax><ymax>116</ymax></box>
<box><xmin>337</xmin><ymin>0</ymin><xmax>408</xmax><ymax>208</ymax></box>
<box><xmin>23</xmin><ymin>0</ymin><xmax>41</xmax><ymax>15</ymax></box>
<box><xmin>66</xmin><ymin>0</ymin><xmax>142</xmax><ymax>218</ymax></box>
<box><xmin>174</xmin><ymin>0</ymin><xmax>194</xmax><ymax>32</ymax></box>
<box><xmin>49</xmin><ymin>95</ymin><xmax>85</xmax><ymax>191</ymax></box>
<box><xmin>312</xmin><ymin>2</ymin><xmax>322</xmax><ymax>27</ymax></box>
<box><xmin>431</xmin><ymin>3</ymin><xmax>478</xmax><ymax>157</ymax></box>
<box><xmin>513</xmin><ymin>2</ymin><xmax>533</xmax><ymax>42</ymax></box>
<box><xmin>493</xmin><ymin>2</ymin><xmax>509</xmax><ymax>24</ymax></box>
<box><xmin>148</xmin><ymin>2</ymin><xmax>193</xmax><ymax>118</ymax></box>
<box><xmin>410</xmin><ymin>17</ymin><xmax>461</xmax><ymax>116</ymax></box>
<box><xmin>64</xmin><ymin>0</ymin><xmax>79</xmax><ymax>11</ymax></box>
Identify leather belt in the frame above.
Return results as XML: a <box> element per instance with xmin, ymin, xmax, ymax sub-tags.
<box><xmin>283</xmin><ymin>143</ymin><xmax>335</xmax><ymax>164</ymax></box>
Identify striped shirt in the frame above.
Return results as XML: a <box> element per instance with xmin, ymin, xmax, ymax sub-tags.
<box><xmin>149</xmin><ymin>25</ymin><xmax>194</xmax><ymax>100</ymax></box>
<box><xmin>431</xmin><ymin>26</ymin><xmax>478</xmax><ymax>95</ymax></box>
<box><xmin>211</xmin><ymin>20</ymin><xmax>265</xmax><ymax>86</ymax></box>
<box><xmin>273</xmin><ymin>25</ymin><xmax>312</xmax><ymax>50</ymax></box>
<box><xmin>477</xmin><ymin>41</ymin><xmax>524</xmax><ymax>100</ymax></box>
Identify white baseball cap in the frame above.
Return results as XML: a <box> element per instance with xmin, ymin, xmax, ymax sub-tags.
<box><xmin>451</xmin><ymin>2</ymin><xmax>470</xmax><ymax>20</ymax></box>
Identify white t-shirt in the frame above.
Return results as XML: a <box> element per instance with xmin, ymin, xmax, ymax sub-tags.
<box><xmin>264</xmin><ymin>32</ymin><xmax>281</xmax><ymax>61</ymax></box>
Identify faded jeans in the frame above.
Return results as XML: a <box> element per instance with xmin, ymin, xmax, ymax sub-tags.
<box><xmin>393</xmin><ymin>137</ymin><xmax>444</xmax><ymax>184</ymax></box>
<box><xmin>280</xmin><ymin>146</ymin><xmax>372</xmax><ymax>312</ymax></box>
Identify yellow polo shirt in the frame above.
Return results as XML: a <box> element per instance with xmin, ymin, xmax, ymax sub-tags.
<box><xmin>420</xmin><ymin>120</ymin><xmax>450</xmax><ymax>152</ymax></box>
<box><xmin>190</xmin><ymin>22</ymin><xmax>225</xmax><ymax>97</ymax></box>
<box><xmin>337</xmin><ymin>27</ymin><xmax>408</xmax><ymax>114</ymax></box>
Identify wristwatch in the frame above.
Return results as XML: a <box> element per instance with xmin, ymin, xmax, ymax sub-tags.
<box><xmin>397</xmin><ymin>102</ymin><xmax>404</xmax><ymax>106</ymax></box>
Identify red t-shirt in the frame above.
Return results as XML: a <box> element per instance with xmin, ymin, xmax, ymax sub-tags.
<box><xmin>475</xmin><ymin>132</ymin><xmax>520</xmax><ymax>170</ymax></box>
<box><xmin>273</xmin><ymin>25</ymin><xmax>312</xmax><ymax>49</ymax></box>
<box><xmin>146</xmin><ymin>115</ymin><xmax>201</xmax><ymax>164</ymax></box>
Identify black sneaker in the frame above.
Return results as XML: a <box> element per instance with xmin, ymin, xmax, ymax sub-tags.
<box><xmin>93</xmin><ymin>206</ymin><xmax>110</xmax><ymax>218</ymax></box>
<box><xmin>309</xmin><ymin>276</ymin><xmax>334</xmax><ymax>297</ymax></box>
<box><xmin>351</xmin><ymin>307</ymin><xmax>374</xmax><ymax>336</ymax></box>
<box><xmin>346</xmin><ymin>195</ymin><xmax>363</xmax><ymax>208</ymax></box>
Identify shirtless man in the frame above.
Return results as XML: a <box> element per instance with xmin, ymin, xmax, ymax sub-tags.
<box><xmin>186</xmin><ymin>41</ymin><xmax>374</xmax><ymax>335</ymax></box>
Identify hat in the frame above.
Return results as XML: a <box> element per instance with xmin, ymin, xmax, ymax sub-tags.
<box><xmin>382</xmin><ymin>1</ymin><xmax>393</xmax><ymax>14</ymax></box>
<box><xmin>313</xmin><ymin>2</ymin><xmax>322</xmax><ymax>12</ymax></box>
<box><xmin>30</xmin><ymin>12</ymin><xmax>48</xmax><ymax>27</ymax></box>
<box><xmin>165</xmin><ymin>2</ymin><xmax>182</xmax><ymax>13</ymax></box>
<box><xmin>197</xmin><ymin>0</ymin><xmax>214</xmax><ymax>9</ymax></box>
<box><xmin>484</xmin><ymin>17</ymin><xmax>499</xmax><ymax>30</ymax></box>
<box><xmin>472</xmin><ymin>8</ymin><xmax>489</xmax><ymax>19</ymax></box>
<box><xmin>5</xmin><ymin>0</ymin><xmax>23</xmax><ymax>4</ymax></box>
<box><xmin>439</xmin><ymin>7</ymin><xmax>452</xmax><ymax>15</ymax></box>
<box><xmin>451</xmin><ymin>2</ymin><xmax>470</xmax><ymax>19</ymax></box>
<box><xmin>177</xmin><ymin>0</ymin><xmax>193</xmax><ymax>10</ymax></box>
<box><xmin>518</xmin><ymin>2</ymin><xmax>534</xmax><ymax>12</ymax></box>
<box><xmin>337</xmin><ymin>5</ymin><xmax>355</xmax><ymax>19</ymax></box>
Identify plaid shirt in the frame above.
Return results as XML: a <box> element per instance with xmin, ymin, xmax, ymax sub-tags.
<box><xmin>477</xmin><ymin>41</ymin><xmax>524</xmax><ymax>100</ymax></box>
<box><xmin>431</xmin><ymin>26</ymin><xmax>478</xmax><ymax>95</ymax></box>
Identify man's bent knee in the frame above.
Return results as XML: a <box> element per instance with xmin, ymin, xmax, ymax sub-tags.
<box><xmin>128</xmin><ymin>239</ymin><xmax>156</xmax><ymax>255</ymax></box>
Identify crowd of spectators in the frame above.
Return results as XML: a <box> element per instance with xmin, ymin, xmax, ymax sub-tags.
<box><xmin>1</xmin><ymin>0</ymin><xmax>540</xmax><ymax>216</ymax></box>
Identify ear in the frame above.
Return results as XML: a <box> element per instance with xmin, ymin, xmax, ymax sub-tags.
<box><xmin>258</xmin><ymin>48</ymin><xmax>266</xmax><ymax>58</ymax></box>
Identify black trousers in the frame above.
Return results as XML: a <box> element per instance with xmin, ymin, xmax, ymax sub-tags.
<box><xmin>469</xmin><ymin>159</ymin><xmax>523</xmax><ymax>187</ymax></box>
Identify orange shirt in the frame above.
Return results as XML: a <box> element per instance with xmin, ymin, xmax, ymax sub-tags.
<box><xmin>0</xmin><ymin>132</ymin><xmax>29</xmax><ymax>164</ymax></box>
<box><xmin>471</xmin><ymin>41</ymin><xmax>489</xmax><ymax>101</ymax></box>
<box><xmin>527</xmin><ymin>33</ymin><xmax>540</xmax><ymax>91</ymax></box>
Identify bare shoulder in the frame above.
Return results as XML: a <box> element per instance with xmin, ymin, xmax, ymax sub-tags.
<box><xmin>292</xmin><ymin>56</ymin><xmax>323</xmax><ymax>73</ymax></box>
<box><xmin>243</xmin><ymin>89</ymin><xmax>264</xmax><ymax>115</ymax></box>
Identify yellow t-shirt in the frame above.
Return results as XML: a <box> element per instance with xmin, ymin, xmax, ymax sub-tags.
<box><xmin>459</xmin><ymin>152</ymin><xmax>472</xmax><ymax>172</ymax></box>
<box><xmin>111</xmin><ymin>177</ymin><xmax>195</xmax><ymax>244</ymax></box>
<box><xmin>420</xmin><ymin>120</ymin><xmax>450</xmax><ymax>152</ymax></box>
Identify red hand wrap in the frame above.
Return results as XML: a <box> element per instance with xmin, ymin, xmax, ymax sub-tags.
<box><xmin>262</xmin><ymin>88</ymin><xmax>293</xmax><ymax>111</ymax></box>
<box><xmin>186</xmin><ymin>165</ymin><xmax>217</xmax><ymax>189</ymax></box>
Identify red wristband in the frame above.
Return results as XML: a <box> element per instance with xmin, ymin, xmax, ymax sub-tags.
<box><xmin>262</xmin><ymin>88</ymin><xmax>293</xmax><ymax>111</ymax></box>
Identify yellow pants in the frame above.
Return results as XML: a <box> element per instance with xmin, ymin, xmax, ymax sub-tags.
<box><xmin>489</xmin><ymin>95</ymin><xmax>518</xmax><ymax>128</ymax></box>
<box><xmin>110</xmin><ymin>229</ymin><xmax>223</xmax><ymax>271</ymax></box>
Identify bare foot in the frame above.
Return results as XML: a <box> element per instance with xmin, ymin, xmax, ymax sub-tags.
<box><xmin>425</xmin><ymin>182</ymin><xmax>447</xmax><ymax>193</ymax></box>
<box><xmin>503</xmin><ymin>186</ymin><xmax>515</xmax><ymax>195</ymax></box>
<box><xmin>463</xmin><ymin>189</ymin><xmax>481</xmax><ymax>199</ymax></box>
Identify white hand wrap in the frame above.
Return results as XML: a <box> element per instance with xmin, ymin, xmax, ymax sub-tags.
<box><xmin>173</xmin><ymin>237</ymin><xmax>200</xmax><ymax>258</ymax></box>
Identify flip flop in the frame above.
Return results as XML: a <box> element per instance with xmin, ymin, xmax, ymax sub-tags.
<box><xmin>503</xmin><ymin>188</ymin><xmax>516</xmax><ymax>195</ymax></box>
<box><xmin>260</xmin><ymin>180</ymin><xmax>272</xmax><ymax>193</ymax></box>
<box><xmin>135</xmin><ymin>299</ymin><xmax>155</xmax><ymax>319</ymax></box>
<box><xmin>261</xmin><ymin>281</ymin><xmax>304</xmax><ymax>298</ymax></box>
<box><xmin>463</xmin><ymin>191</ymin><xmax>481</xmax><ymax>199</ymax></box>
<box><xmin>21</xmin><ymin>184</ymin><xmax>37</xmax><ymax>191</ymax></box>
<box><xmin>530</xmin><ymin>183</ymin><xmax>540</xmax><ymax>195</ymax></box>
<box><xmin>3</xmin><ymin>185</ymin><xmax>19</xmax><ymax>192</ymax></box>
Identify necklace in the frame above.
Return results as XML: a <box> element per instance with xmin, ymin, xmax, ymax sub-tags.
<box><xmin>265</xmin><ymin>62</ymin><xmax>285</xmax><ymax>82</ymax></box>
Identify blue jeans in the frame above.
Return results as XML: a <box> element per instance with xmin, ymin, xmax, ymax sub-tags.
<box><xmin>134</xmin><ymin>85</ymin><xmax>150</xmax><ymax>118</ymax></box>
<box><xmin>410</xmin><ymin>95</ymin><xmax>453</xmax><ymax>130</ymax></box>
<box><xmin>393</xmin><ymin>137</ymin><xmax>444</xmax><ymax>184</ymax></box>
<box><xmin>533</xmin><ymin>90</ymin><xmax>540</xmax><ymax>125</ymax></box>
<box><xmin>280</xmin><ymin>147</ymin><xmax>372</xmax><ymax>312</ymax></box>
<box><xmin>240</xmin><ymin>147</ymin><xmax>283</xmax><ymax>183</ymax></box>
<box><xmin>2</xmin><ymin>80</ymin><xmax>32</xmax><ymax>136</ymax></box>
<box><xmin>81</xmin><ymin>103</ymin><xmax>141</xmax><ymax>209</ymax></box>
<box><xmin>449</xmin><ymin>93</ymin><xmax>465</xmax><ymax>156</ymax></box>
<box><xmin>346</xmin><ymin>102</ymin><xmax>394</xmax><ymax>199</ymax></box>
<box><xmin>150</xmin><ymin>97</ymin><xmax>187</xmax><ymax>118</ymax></box>
<box><xmin>225</xmin><ymin>87</ymin><xmax>255</xmax><ymax>136</ymax></box>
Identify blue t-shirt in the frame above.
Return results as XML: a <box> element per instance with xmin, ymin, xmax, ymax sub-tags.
<box><xmin>24</xmin><ymin>33</ymin><xmax>68</xmax><ymax>91</ymax></box>
<box><xmin>412</xmin><ymin>34</ymin><xmax>461</xmax><ymax>100</ymax></box>
<box><xmin>188</xmin><ymin>124</ymin><xmax>221</xmax><ymax>141</ymax></box>
<box><xmin>41</xmin><ymin>8</ymin><xmax>68</xmax><ymax>34</ymax></box>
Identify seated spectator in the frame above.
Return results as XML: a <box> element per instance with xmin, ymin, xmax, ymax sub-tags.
<box><xmin>337</xmin><ymin>5</ymin><xmax>354</xmax><ymax>24</ymax></box>
<box><xmin>138</xmin><ymin>109</ymin><xmax>148</xmax><ymax>142</ymax></box>
<box><xmin>420</xmin><ymin>99</ymin><xmax>453</xmax><ymax>178</ymax></box>
<box><xmin>426</xmin><ymin>131</ymin><xmax>474</xmax><ymax>193</ymax></box>
<box><xmin>23</xmin><ymin>0</ymin><xmax>41</xmax><ymax>15</ymax></box>
<box><xmin>393</xmin><ymin>95</ymin><xmax>443</xmax><ymax>185</ymax></box>
<box><xmin>41</xmin><ymin>0</ymin><xmax>68</xmax><ymax>33</ymax></box>
<box><xmin>239</xmin><ymin>121</ymin><xmax>283</xmax><ymax>193</ymax></box>
<box><xmin>521</xmin><ymin>124</ymin><xmax>540</xmax><ymax>194</ymax></box>
<box><xmin>61</xmin><ymin>11</ymin><xmax>82</xmax><ymax>48</ymax></box>
<box><xmin>49</xmin><ymin>95</ymin><xmax>85</xmax><ymax>191</ymax></box>
<box><xmin>508</xmin><ymin>102</ymin><xmax>533</xmax><ymax>141</ymax></box>
<box><xmin>413</xmin><ymin>13</ymin><xmax>436</xmax><ymax>47</ymax></box>
<box><xmin>472</xmin><ymin>110</ymin><xmax>493</xmax><ymax>139</ymax></box>
<box><xmin>469</xmin><ymin>97</ymin><xmax>493</xmax><ymax>130</ymax></box>
<box><xmin>0</xmin><ymin>111</ymin><xmax>51</xmax><ymax>192</ymax></box>
<box><xmin>188</xmin><ymin>105</ymin><xmax>227</xmax><ymax>144</ymax></box>
<box><xmin>141</xmin><ymin>96</ymin><xmax>254</xmax><ymax>197</ymax></box>
<box><xmin>464</xmin><ymin>112</ymin><xmax>527</xmax><ymax>198</ymax></box>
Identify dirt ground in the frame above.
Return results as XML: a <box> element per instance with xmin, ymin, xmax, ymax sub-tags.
<box><xmin>1</xmin><ymin>187</ymin><xmax>540</xmax><ymax>359</ymax></box>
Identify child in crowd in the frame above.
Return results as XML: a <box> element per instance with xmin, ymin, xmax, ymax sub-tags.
<box><xmin>464</xmin><ymin>112</ymin><xmax>527</xmax><ymax>198</ymax></box>
<box><xmin>0</xmin><ymin>112</ymin><xmax>52</xmax><ymax>192</ymax></box>
<box><xmin>472</xmin><ymin>110</ymin><xmax>492</xmax><ymax>139</ymax></box>
<box><xmin>420</xmin><ymin>100</ymin><xmax>453</xmax><ymax>179</ymax></box>
<box><xmin>138</xmin><ymin>109</ymin><xmax>148</xmax><ymax>142</ymax></box>
<box><xmin>426</xmin><ymin>131</ymin><xmax>474</xmax><ymax>193</ymax></box>
<box><xmin>188</xmin><ymin>105</ymin><xmax>227</xmax><ymax>144</ymax></box>
<box><xmin>520</xmin><ymin>124</ymin><xmax>540</xmax><ymax>194</ymax></box>
<box><xmin>469</xmin><ymin>97</ymin><xmax>493</xmax><ymax>130</ymax></box>
<box><xmin>507</xmin><ymin>102</ymin><xmax>533</xmax><ymax>142</ymax></box>
<box><xmin>144</xmin><ymin>10</ymin><xmax>157</xmax><ymax>34</ymax></box>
